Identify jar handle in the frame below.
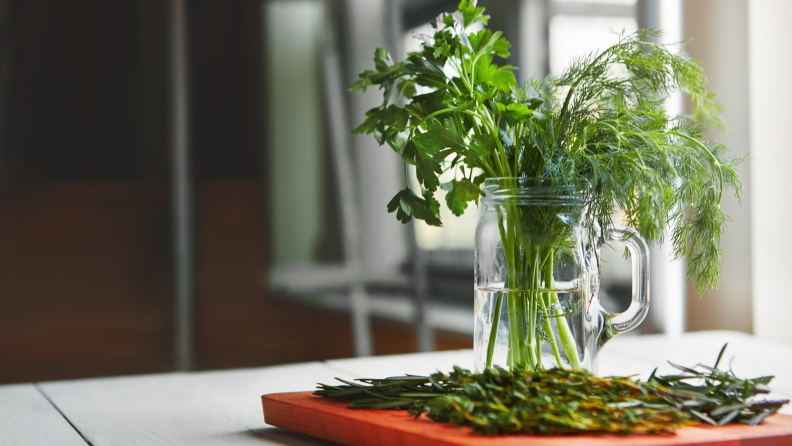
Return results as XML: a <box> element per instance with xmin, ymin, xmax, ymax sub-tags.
<box><xmin>599</xmin><ymin>224</ymin><xmax>650</xmax><ymax>345</ymax></box>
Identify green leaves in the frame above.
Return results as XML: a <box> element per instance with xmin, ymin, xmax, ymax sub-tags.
<box><xmin>404</xmin><ymin>90</ymin><xmax>447</xmax><ymax>121</ymax></box>
<box><xmin>373</xmin><ymin>47</ymin><xmax>390</xmax><ymax>71</ymax></box>
<box><xmin>442</xmin><ymin>178</ymin><xmax>482</xmax><ymax>216</ymax></box>
<box><xmin>458</xmin><ymin>0</ymin><xmax>489</xmax><ymax>29</ymax></box>
<box><xmin>396</xmin><ymin>79</ymin><xmax>416</xmax><ymax>100</ymax></box>
<box><xmin>386</xmin><ymin>188</ymin><xmax>442</xmax><ymax>226</ymax></box>
<box><xmin>430</xmin><ymin>29</ymin><xmax>458</xmax><ymax>61</ymax></box>
<box><xmin>474</xmin><ymin>54</ymin><xmax>516</xmax><ymax>92</ymax></box>
<box><xmin>496</xmin><ymin>102</ymin><xmax>534</xmax><ymax>126</ymax></box>
<box><xmin>470</xmin><ymin>133</ymin><xmax>496</xmax><ymax>157</ymax></box>
<box><xmin>404</xmin><ymin>53</ymin><xmax>447</xmax><ymax>90</ymax></box>
<box><xmin>349</xmin><ymin>47</ymin><xmax>414</xmax><ymax>109</ymax></box>
<box><xmin>468</xmin><ymin>29</ymin><xmax>510</xmax><ymax>58</ymax></box>
<box><xmin>348</xmin><ymin>1</ymin><xmax>528</xmax><ymax>228</ymax></box>
<box><xmin>413</xmin><ymin>129</ymin><xmax>444</xmax><ymax>155</ymax></box>
<box><xmin>427</xmin><ymin>119</ymin><xmax>465</xmax><ymax>152</ymax></box>
<box><xmin>351</xmin><ymin>105</ymin><xmax>408</xmax><ymax>139</ymax></box>
<box><xmin>404</xmin><ymin>139</ymin><xmax>442</xmax><ymax>192</ymax></box>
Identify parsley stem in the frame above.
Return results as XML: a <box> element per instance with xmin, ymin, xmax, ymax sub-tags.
<box><xmin>420</xmin><ymin>108</ymin><xmax>486</xmax><ymax>127</ymax></box>
<box><xmin>548</xmin><ymin>249</ymin><xmax>581</xmax><ymax>369</ymax></box>
<box><xmin>540</xmin><ymin>250</ymin><xmax>565</xmax><ymax>368</ymax></box>
<box><xmin>485</xmin><ymin>291</ymin><xmax>503</xmax><ymax>369</ymax></box>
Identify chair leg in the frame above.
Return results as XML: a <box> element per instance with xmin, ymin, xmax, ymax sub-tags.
<box><xmin>417</xmin><ymin>315</ymin><xmax>434</xmax><ymax>353</ymax></box>
<box><xmin>413</xmin><ymin>253</ymin><xmax>434</xmax><ymax>352</ymax></box>
<box><xmin>350</xmin><ymin>285</ymin><xmax>372</xmax><ymax>357</ymax></box>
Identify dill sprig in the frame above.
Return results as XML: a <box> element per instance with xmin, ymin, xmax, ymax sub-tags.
<box><xmin>315</xmin><ymin>345</ymin><xmax>789</xmax><ymax>435</ymax></box>
<box><xmin>531</xmin><ymin>30</ymin><xmax>742</xmax><ymax>293</ymax></box>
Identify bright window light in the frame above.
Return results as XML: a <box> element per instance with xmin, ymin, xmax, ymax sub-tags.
<box><xmin>410</xmin><ymin>165</ymin><xmax>480</xmax><ymax>250</ymax></box>
<box><xmin>549</xmin><ymin>15</ymin><xmax>638</xmax><ymax>75</ymax></box>
<box><xmin>555</xmin><ymin>0</ymin><xmax>636</xmax><ymax>4</ymax></box>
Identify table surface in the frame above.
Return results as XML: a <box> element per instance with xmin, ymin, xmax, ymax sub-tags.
<box><xmin>2</xmin><ymin>330</ymin><xmax>791</xmax><ymax>446</ymax></box>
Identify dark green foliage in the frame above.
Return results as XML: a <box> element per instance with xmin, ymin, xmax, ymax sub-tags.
<box><xmin>349</xmin><ymin>0</ymin><xmax>741</xmax><ymax>294</ymax></box>
<box><xmin>316</xmin><ymin>345</ymin><xmax>789</xmax><ymax>435</ymax></box>
<box><xmin>387</xmin><ymin>188</ymin><xmax>442</xmax><ymax>226</ymax></box>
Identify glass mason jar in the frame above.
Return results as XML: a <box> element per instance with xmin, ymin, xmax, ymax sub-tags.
<box><xmin>474</xmin><ymin>178</ymin><xmax>649</xmax><ymax>374</ymax></box>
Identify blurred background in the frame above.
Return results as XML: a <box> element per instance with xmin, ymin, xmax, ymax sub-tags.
<box><xmin>1</xmin><ymin>0</ymin><xmax>789</xmax><ymax>385</ymax></box>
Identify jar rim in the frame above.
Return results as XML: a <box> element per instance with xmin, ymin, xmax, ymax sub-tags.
<box><xmin>481</xmin><ymin>177</ymin><xmax>589</xmax><ymax>204</ymax></box>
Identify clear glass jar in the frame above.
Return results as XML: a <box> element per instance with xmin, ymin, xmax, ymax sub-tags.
<box><xmin>474</xmin><ymin>178</ymin><xmax>649</xmax><ymax>373</ymax></box>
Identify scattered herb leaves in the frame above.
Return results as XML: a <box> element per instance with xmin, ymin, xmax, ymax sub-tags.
<box><xmin>316</xmin><ymin>345</ymin><xmax>789</xmax><ymax>435</ymax></box>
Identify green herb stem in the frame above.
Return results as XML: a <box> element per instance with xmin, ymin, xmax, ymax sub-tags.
<box><xmin>485</xmin><ymin>291</ymin><xmax>503</xmax><ymax>369</ymax></box>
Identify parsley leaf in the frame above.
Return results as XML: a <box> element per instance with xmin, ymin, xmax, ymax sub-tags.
<box><xmin>387</xmin><ymin>188</ymin><xmax>442</xmax><ymax>226</ymax></box>
<box><xmin>458</xmin><ymin>0</ymin><xmax>489</xmax><ymax>29</ymax></box>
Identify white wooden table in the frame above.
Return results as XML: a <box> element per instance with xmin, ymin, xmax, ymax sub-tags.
<box><xmin>3</xmin><ymin>331</ymin><xmax>791</xmax><ymax>445</ymax></box>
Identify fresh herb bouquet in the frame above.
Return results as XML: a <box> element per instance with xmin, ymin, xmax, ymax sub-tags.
<box><xmin>350</xmin><ymin>0</ymin><xmax>741</xmax><ymax>371</ymax></box>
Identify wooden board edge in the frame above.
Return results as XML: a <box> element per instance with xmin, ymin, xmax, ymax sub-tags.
<box><xmin>262</xmin><ymin>392</ymin><xmax>462</xmax><ymax>446</ymax></box>
<box><xmin>262</xmin><ymin>392</ymin><xmax>792</xmax><ymax>446</ymax></box>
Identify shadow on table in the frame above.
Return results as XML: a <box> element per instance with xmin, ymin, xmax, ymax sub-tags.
<box><xmin>247</xmin><ymin>427</ymin><xmax>342</xmax><ymax>445</ymax></box>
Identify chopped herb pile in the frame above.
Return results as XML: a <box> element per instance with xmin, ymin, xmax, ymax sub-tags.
<box><xmin>315</xmin><ymin>345</ymin><xmax>789</xmax><ymax>435</ymax></box>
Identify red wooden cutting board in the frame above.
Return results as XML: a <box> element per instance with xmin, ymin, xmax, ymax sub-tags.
<box><xmin>262</xmin><ymin>391</ymin><xmax>792</xmax><ymax>446</ymax></box>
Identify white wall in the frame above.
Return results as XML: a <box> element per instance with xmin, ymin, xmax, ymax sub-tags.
<box><xmin>684</xmin><ymin>0</ymin><xmax>753</xmax><ymax>334</ymax></box>
<box><xmin>749</xmin><ymin>0</ymin><xmax>792</xmax><ymax>345</ymax></box>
